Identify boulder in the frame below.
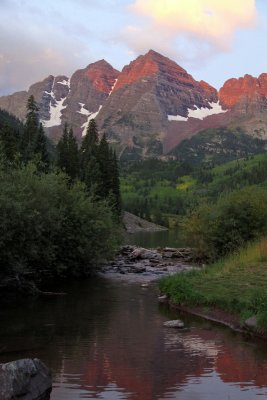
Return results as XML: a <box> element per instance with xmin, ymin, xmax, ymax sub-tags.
<box><xmin>163</xmin><ymin>320</ymin><xmax>185</xmax><ymax>328</ymax></box>
<box><xmin>158</xmin><ymin>295</ymin><xmax>168</xmax><ymax>303</ymax></box>
<box><xmin>244</xmin><ymin>316</ymin><xmax>257</xmax><ymax>330</ymax></box>
<box><xmin>130</xmin><ymin>247</ymin><xmax>162</xmax><ymax>261</ymax></box>
<box><xmin>0</xmin><ymin>358</ymin><xmax>52</xmax><ymax>400</ymax></box>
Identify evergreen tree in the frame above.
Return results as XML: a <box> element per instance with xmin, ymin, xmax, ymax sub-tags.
<box><xmin>0</xmin><ymin>125</ymin><xmax>21</xmax><ymax>164</ymax></box>
<box><xmin>57</xmin><ymin>124</ymin><xmax>79</xmax><ymax>180</ymax></box>
<box><xmin>57</xmin><ymin>123</ymin><xmax>69</xmax><ymax>172</ymax></box>
<box><xmin>97</xmin><ymin>134</ymin><xmax>121</xmax><ymax>214</ymax></box>
<box><xmin>97</xmin><ymin>133</ymin><xmax>111</xmax><ymax>198</ymax></box>
<box><xmin>33</xmin><ymin>123</ymin><xmax>50</xmax><ymax>172</ymax></box>
<box><xmin>110</xmin><ymin>149</ymin><xmax>121</xmax><ymax>214</ymax></box>
<box><xmin>67</xmin><ymin>127</ymin><xmax>79</xmax><ymax>180</ymax></box>
<box><xmin>21</xmin><ymin>95</ymin><xmax>40</xmax><ymax>161</ymax></box>
<box><xmin>80</xmin><ymin>119</ymin><xmax>99</xmax><ymax>180</ymax></box>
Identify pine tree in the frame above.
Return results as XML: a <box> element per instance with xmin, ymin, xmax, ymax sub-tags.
<box><xmin>33</xmin><ymin>123</ymin><xmax>50</xmax><ymax>172</ymax></box>
<box><xmin>21</xmin><ymin>95</ymin><xmax>40</xmax><ymax>161</ymax></box>
<box><xmin>97</xmin><ymin>135</ymin><xmax>121</xmax><ymax>214</ymax></box>
<box><xmin>0</xmin><ymin>125</ymin><xmax>20</xmax><ymax>164</ymax></box>
<box><xmin>97</xmin><ymin>133</ymin><xmax>111</xmax><ymax>198</ymax></box>
<box><xmin>67</xmin><ymin>127</ymin><xmax>79</xmax><ymax>180</ymax></box>
<box><xmin>57</xmin><ymin>124</ymin><xmax>79</xmax><ymax>180</ymax></box>
<box><xmin>110</xmin><ymin>149</ymin><xmax>121</xmax><ymax>214</ymax></box>
<box><xmin>80</xmin><ymin>119</ymin><xmax>99</xmax><ymax>180</ymax></box>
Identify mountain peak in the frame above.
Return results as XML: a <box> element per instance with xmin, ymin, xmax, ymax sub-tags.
<box><xmin>73</xmin><ymin>59</ymin><xmax>119</xmax><ymax>94</ymax></box>
<box><xmin>85</xmin><ymin>59</ymin><xmax>116</xmax><ymax>70</ymax></box>
<box><xmin>113</xmin><ymin>50</ymin><xmax>189</xmax><ymax>92</ymax></box>
<box><xmin>219</xmin><ymin>73</ymin><xmax>267</xmax><ymax>109</ymax></box>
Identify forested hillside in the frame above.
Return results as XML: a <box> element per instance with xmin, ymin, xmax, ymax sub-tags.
<box><xmin>121</xmin><ymin>152</ymin><xmax>267</xmax><ymax>227</ymax></box>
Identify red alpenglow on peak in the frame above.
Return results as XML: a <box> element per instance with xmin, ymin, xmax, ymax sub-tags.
<box><xmin>113</xmin><ymin>49</ymin><xmax>191</xmax><ymax>92</ymax></box>
<box><xmin>80</xmin><ymin>60</ymin><xmax>120</xmax><ymax>94</ymax></box>
<box><xmin>219</xmin><ymin>73</ymin><xmax>267</xmax><ymax>109</ymax></box>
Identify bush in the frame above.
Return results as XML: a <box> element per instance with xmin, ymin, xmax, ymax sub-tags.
<box><xmin>0</xmin><ymin>164</ymin><xmax>120</xmax><ymax>280</ymax></box>
<box><xmin>184</xmin><ymin>186</ymin><xmax>267</xmax><ymax>260</ymax></box>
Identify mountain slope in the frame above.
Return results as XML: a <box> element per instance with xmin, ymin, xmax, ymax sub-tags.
<box><xmin>97</xmin><ymin>50</ymin><xmax>221</xmax><ymax>158</ymax></box>
<box><xmin>1</xmin><ymin>50</ymin><xmax>267</xmax><ymax>159</ymax></box>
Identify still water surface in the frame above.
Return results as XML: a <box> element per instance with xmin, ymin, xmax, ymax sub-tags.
<box><xmin>1</xmin><ymin>278</ymin><xmax>267</xmax><ymax>399</ymax></box>
<box><xmin>124</xmin><ymin>229</ymin><xmax>185</xmax><ymax>248</ymax></box>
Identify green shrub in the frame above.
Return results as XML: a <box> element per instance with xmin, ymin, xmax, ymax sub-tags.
<box><xmin>184</xmin><ymin>186</ymin><xmax>267</xmax><ymax>260</ymax></box>
<box><xmin>0</xmin><ymin>164</ymin><xmax>120</xmax><ymax>279</ymax></box>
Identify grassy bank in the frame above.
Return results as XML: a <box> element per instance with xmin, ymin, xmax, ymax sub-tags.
<box><xmin>159</xmin><ymin>238</ymin><xmax>267</xmax><ymax>333</ymax></box>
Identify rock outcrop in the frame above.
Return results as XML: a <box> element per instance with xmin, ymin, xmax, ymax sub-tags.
<box><xmin>219</xmin><ymin>73</ymin><xmax>267</xmax><ymax>112</ymax></box>
<box><xmin>0</xmin><ymin>358</ymin><xmax>52</xmax><ymax>400</ymax></box>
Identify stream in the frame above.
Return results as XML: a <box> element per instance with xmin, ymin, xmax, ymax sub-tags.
<box><xmin>1</xmin><ymin>232</ymin><xmax>267</xmax><ymax>399</ymax></box>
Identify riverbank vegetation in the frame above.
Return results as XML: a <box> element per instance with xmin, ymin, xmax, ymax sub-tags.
<box><xmin>159</xmin><ymin>238</ymin><xmax>267</xmax><ymax>332</ymax></box>
<box><xmin>122</xmin><ymin>149</ymin><xmax>267</xmax><ymax>333</ymax></box>
<box><xmin>0</xmin><ymin>98</ymin><xmax>121</xmax><ymax>290</ymax></box>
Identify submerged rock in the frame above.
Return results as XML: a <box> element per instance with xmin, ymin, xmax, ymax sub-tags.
<box><xmin>0</xmin><ymin>358</ymin><xmax>52</xmax><ymax>400</ymax></box>
<box><xmin>163</xmin><ymin>320</ymin><xmax>185</xmax><ymax>328</ymax></box>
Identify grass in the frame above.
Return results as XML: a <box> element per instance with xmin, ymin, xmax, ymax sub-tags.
<box><xmin>159</xmin><ymin>237</ymin><xmax>267</xmax><ymax>333</ymax></box>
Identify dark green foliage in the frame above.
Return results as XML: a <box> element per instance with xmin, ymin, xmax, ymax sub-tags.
<box><xmin>80</xmin><ymin>122</ymin><xmax>121</xmax><ymax>214</ymax></box>
<box><xmin>0</xmin><ymin>100</ymin><xmax>121</xmax><ymax>288</ymax></box>
<box><xmin>0</xmin><ymin>125</ymin><xmax>21</xmax><ymax>164</ymax></box>
<box><xmin>57</xmin><ymin>124</ymin><xmax>79</xmax><ymax>180</ymax></box>
<box><xmin>80</xmin><ymin>120</ymin><xmax>101</xmax><ymax>191</ymax></box>
<box><xmin>184</xmin><ymin>186</ymin><xmax>267</xmax><ymax>260</ymax></box>
<box><xmin>21</xmin><ymin>95</ymin><xmax>40</xmax><ymax>161</ymax></box>
<box><xmin>170</xmin><ymin>127</ymin><xmax>266</xmax><ymax>165</ymax></box>
<box><xmin>0</xmin><ymin>165</ymin><xmax>120</xmax><ymax>279</ymax></box>
<box><xmin>19</xmin><ymin>95</ymin><xmax>51</xmax><ymax>172</ymax></box>
<box><xmin>33</xmin><ymin>123</ymin><xmax>50</xmax><ymax>172</ymax></box>
<box><xmin>0</xmin><ymin>109</ymin><xmax>23</xmax><ymax>167</ymax></box>
<box><xmin>0</xmin><ymin>108</ymin><xmax>22</xmax><ymax>131</ymax></box>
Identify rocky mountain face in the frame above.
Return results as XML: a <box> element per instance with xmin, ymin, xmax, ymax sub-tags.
<box><xmin>96</xmin><ymin>50</ymin><xmax>220</xmax><ymax>158</ymax></box>
<box><xmin>0</xmin><ymin>60</ymin><xmax>119</xmax><ymax>142</ymax></box>
<box><xmin>1</xmin><ymin>50</ymin><xmax>267</xmax><ymax>159</ymax></box>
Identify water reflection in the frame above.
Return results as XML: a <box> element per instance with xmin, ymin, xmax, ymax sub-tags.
<box><xmin>0</xmin><ymin>279</ymin><xmax>267</xmax><ymax>399</ymax></box>
<box><xmin>124</xmin><ymin>229</ymin><xmax>186</xmax><ymax>248</ymax></box>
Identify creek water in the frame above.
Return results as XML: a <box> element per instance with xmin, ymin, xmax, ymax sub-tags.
<box><xmin>1</xmin><ymin>230</ymin><xmax>267</xmax><ymax>399</ymax></box>
<box><xmin>124</xmin><ymin>229</ymin><xmax>186</xmax><ymax>248</ymax></box>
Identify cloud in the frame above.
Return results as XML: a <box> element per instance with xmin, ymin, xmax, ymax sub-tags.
<box><xmin>125</xmin><ymin>0</ymin><xmax>257</xmax><ymax>63</ymax></box>
<box><xmin>0</xmin><ymin>0</ymin><xmax>128</xmax><ymax>95</ymax></box>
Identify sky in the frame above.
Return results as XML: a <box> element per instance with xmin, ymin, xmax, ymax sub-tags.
<box><xmin>0</xmin><ymin>0</ymin><xmax>266</xmax><ymax>95</ymax></box>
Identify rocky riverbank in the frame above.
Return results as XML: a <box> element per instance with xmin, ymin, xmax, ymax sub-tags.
<box><xmin>100</xmin><ymin>245</ymin><xmax>197</xmax><ymax>282</ymax></box>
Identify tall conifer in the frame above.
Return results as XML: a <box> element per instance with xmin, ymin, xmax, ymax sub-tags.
<box><xmin>21</xmin><ymin>95</ymin><xmax>40</xmax><ymax>161</ymax></box>
<box><xmin>57</xmin><ymin>124</ymin><xmax>79</xmax><ymax>180</ymax></box>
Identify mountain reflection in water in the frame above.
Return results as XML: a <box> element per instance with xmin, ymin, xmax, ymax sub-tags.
<box><xmin>0</xmin><ymin>279</ymin><xmax>267</xmax><ymax>399</ymax></box>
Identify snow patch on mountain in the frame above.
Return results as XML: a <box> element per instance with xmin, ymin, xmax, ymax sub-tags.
<box><xmin>77</xmin><ymin>103</ymin><xmax>90</xmax><ymax>116</ymax></box>
<box><xmin>168</xmin><ymin>102</ymin><xmax>227</xmax><ymax>122</ymax></box>
<box><xmin>81</xmin><ymin>105</ymin><xmax>103</xmax><ymax>136</ymax></box>
<box><xmin>109</xmin><ymin>79</ymin><xmax>118</xmax><ymax>96</ymax></box>
<box><xmin>43</xmin><ymin>97</ymin><xmax>67</xmax><ymax>127</ymax></box>
<box><xmin>41</xmin><ymin>77</ymin><xmax>67</xmax><ymax>127</ymax></box>
<box><xmin>57</xmin><ymin>78</ymin><xmax>70</xmax><ymax>88</ymax></box>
